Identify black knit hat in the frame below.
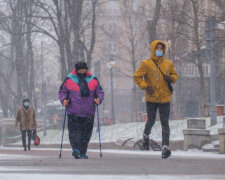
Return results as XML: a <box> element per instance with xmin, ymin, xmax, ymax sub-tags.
<box><xmin>75</xmin><ymin>61</ymin><xmax>88</xmax><ymax>72</ymax></box>
<box><xmin>23</xmin><ymin>98</ymin><xmax>30</xmax><ymax>103</ymax></box>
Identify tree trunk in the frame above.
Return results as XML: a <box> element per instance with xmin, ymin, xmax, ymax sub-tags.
<box><xmin>147</xmin><ymin>0</ymin><xmax>161</xmax><ymax>44</ymax></box>
<box><xmin>198</xmin><ymin>63</ymin><xmax>207</xmax><ymax>116</ymax></box>
<box><xmin>25</xmin><ymin>0</ymin><xmax>35</xmax><ymax>103</ymax></box>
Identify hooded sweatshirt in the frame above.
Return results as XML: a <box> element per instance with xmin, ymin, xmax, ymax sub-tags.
<box><xmin>134</xmin><ymin>40</ymin><xmax>178</xmax><ymax>103</ymax></box>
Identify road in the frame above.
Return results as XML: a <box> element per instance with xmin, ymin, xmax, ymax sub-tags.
<box><xmin>0</xmin><ymin>147</ymin><xmax>225</xmax><ymax>179</ymax></box>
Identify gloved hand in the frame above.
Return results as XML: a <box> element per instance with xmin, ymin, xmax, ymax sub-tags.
<box><xmin>145</xmin><ymin>86</ymin><xmax>154</xmax><ymax>95</ymax></box>
<box><xmin>94</xmin><ymin>98</ymin><xmax>100</xmax><ymax>105</ymax></box>
<box><xmin>164</xmin><ymin>75</ymin><xmax>173</xmax><ymax>83</ymax></box>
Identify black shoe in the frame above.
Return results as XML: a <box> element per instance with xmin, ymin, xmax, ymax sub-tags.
<box><xmin>161</xmin><ymin>147</ymin><xmax>171</xmax><ymax>159</ymax></box>
<box><xmin>24</xmin><ymin>147</ymin><xmax>27</xmax><ymax>151</ymax></box>
<box><xmin>72</xmin><ymin>149</ymin><xmax>81</xmax><ymax>159</ymax></box>
<box><xmin>28</xmin><ymin>146</ymin><xmax>31</xmax><ymax>151</ymax></box>
<box><xmin>143</xmin><ymin>134</ymin><xmax>149</xmax><ymax>151</ymax></box>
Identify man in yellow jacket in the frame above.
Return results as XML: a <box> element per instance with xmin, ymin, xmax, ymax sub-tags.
<box><xmin>134</xmin><ymin>40</ymin><xmax>178</xmax><ymax>158</ymax></box>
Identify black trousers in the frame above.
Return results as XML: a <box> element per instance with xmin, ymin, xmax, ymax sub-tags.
<box><xmin>144</xmin><ymin>102</ymin><xmax>170</xmax><ymax>146</ymax></box>
<box><xmin>21</xmin><ymin>130</ymin><xmax>32</xmax><ymax>149</ymax></box>
<box><xmin>68</xmin><ymin>114</ymin><xmax>94</xmax><ymax>155</ymax></box>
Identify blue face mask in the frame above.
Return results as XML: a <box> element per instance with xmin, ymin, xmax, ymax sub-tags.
<box><xmin>24</xmin><ymin>103</ymin><xmax>29</xmax><ymax>107</ymax></box>
<box><xmin>155</xmin><ymin>50</ymin><xmax>163</xmax><ymax>57</ymax></box>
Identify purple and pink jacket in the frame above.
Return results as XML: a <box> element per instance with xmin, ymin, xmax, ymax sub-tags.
<box><xmin>58</xmin><ymin>69</ymin><xmax>104</xmax><ymax>117</ymax></box>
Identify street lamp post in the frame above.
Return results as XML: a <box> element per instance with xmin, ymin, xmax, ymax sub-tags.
<box><xmin>107</xmin><ymin>61</ymin><xmax>116</xmax><ymax>125</ymax></box>
<box><xmin>34</xmin><ymin>88</ymin><xmax>40</xmax><ymax>110</ymax></box>
<box><xmin>166</xmin><ymin>40</ymin><xmax>171</xmax><ymax>59</ymax></box>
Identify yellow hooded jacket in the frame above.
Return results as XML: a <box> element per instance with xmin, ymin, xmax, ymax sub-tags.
<box><xmin>134</xmin><ymin>40</ymin><xmax>178</xmax><ymax>103</ymax></box>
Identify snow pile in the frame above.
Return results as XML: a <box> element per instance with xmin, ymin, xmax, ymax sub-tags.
<box><xmin>202</xmin><ymin>140</ymin><xmax>219</xmax><ymax>149</ymax></box>
<box><xmin>37</xmin><ymin>119</ymin><xmax>188</xmax><ymax>144</ymax></box>
<box><xmin>15</xmin><ymin>116</ymin><xmax>224</xmax><ymax>145</ymax></box>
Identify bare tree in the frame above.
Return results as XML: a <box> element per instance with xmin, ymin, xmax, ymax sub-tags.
<box><xmin>99</xmin><ymin>0</ymin><xmax>149</xmax><ymax>122</ymax></box>
<box><xmin>160</xmin><ymin>0</ymin><xmax>189</xmax><ymax>119</ymax></box>
<box><xmin>146</xmin><ymin>0</ymin><xmax>161</xmax><ymax>44</ymax></box>
<box><xmin>34</xmin><ymin>0</ymin><xmax>98</xmax><ymax>79</ymax></box>
<box><xmin>0</xmin><ymin>0</ymin><xmax>40</xmax><ymax>115</ymax></box>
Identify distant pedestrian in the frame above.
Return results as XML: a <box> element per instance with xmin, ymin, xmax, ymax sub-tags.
<box><xmin>134</xmin><ymin>40</ymin><xmax>178</xmax><ymax>158</ymax></box>
<box><xmin>15</xmin><ymin>99</ymin><xmax>37</xmax><ymax>151</ymax></box>
<box><xmin>59</xmin><ymin>61</ymin><xmax>104</xmax><ymax>159</ymax></box>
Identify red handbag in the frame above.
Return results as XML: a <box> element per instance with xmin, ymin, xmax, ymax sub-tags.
<box><xmin>34</xmin><ymin>135</ymin><xmax>40</xmax><ymax>146</ymax></box>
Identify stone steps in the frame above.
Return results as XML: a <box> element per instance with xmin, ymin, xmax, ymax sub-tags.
<box><xmin>203</xmin><ymin>148</ymin><xmax>219</xmax><ymax>153</ymax></box>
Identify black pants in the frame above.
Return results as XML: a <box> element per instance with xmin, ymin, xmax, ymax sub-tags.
<box><xmin>21</xmin><ymin>130</ymin><xmax>32</xmax><ymax>149</ymax></box>
<box><xmin>68</xmin><ymin>114</ymin><xmax>94</xmax><ymax>155</ymax></box>
<box><xmin>144</xmin><ymin>102</ymin><xmax>170</xmax><ymax>146</ymax></box>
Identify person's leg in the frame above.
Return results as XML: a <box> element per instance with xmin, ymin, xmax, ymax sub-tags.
<box><xmin>143</xmin><ymin>102</ymin><xmax>158</xmax><ymax>150</ymax></box>
<box><xmin>67</xmin><ymin>114</ymin><xmax>82</xmax><ymax>158</ymax></box>
<box><xmin>21</xmin><ymin>130</ymin><xmax>27</xmax><ymax>151</ymax></box>
<box><xmin>158</xmin><ymin>103</ymin><xmax>170</xmax><ymax>147</ymax></box>
<box><xmin>158</xmin><ymin>102</ymin><xmax>171</xmax><ymax>158</ymax></box>
<box><xmin>80</xmin><ymin>116</ymin><xmax>94</xmax><ymax>158</ymax></box>
<box><xmin>27</xmin><ymin>130</ymin><xmax>32</xmax><ymax>150</ymax></box>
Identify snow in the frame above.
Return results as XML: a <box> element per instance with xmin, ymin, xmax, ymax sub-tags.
<box><xmin>26</xmin><ymin>116</ymin><xmax>225</xmax><ymax>145</ymax></box>
<box><xmin>1</xmin><ymin>147</ymin><xmax>225</xmax><ymax>159</ymax></box>
<box><xmin>1</xmin><ymin>174</ymin><xmax>225</xmax><ymax>180</ymax></box>
<box><xmin>0</xmin><ymin>147</ymin><xmax>225</xmax><ymax>180</ymax></box>
<box><xmin>0</xmin><ymin>174</ymin><xmax>225</xmax><ymax>180</ymax></box>
<box><xmin>202</xmin><ymin>140</ymin><xmax>219</xmax><ymax>149</ymax></box>
<box><xmin>31</xmin><ymin>118</ymin><xmax>186</xmax><ymax>144</ymax></box>
<box><xmin>0</xmin><ymin>154</ymin><xmax>41</xmax><ymax>160</ymax></box>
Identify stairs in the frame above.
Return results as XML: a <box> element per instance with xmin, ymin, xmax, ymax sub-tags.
<box><xmin>202</xmin><ymin>141</ymin><xmax>219</xmax><ymax>153</ymax></box>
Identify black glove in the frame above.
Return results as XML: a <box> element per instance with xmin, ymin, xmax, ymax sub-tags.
<box><xmin>164</xmin><ymin>75</ymin><xmax>173</xmax><ymax>83</ymax></box>
<box><xmin>146</xmin><ymin>86</ymin><xmax>154</xmax><ymax>95</ymax></box>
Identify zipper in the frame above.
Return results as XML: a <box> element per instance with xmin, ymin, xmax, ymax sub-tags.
<box><xmin>81</xmin><ymin>97</ymin><xmax>84</xmax><ymax>116</ymax></box>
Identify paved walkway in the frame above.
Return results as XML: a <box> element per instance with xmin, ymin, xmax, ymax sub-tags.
<box><xmin>0</xmin><ymin>147</ymin><xmax>225</xmax><ymax>179</ymax></box>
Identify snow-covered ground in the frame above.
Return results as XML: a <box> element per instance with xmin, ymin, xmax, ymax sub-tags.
<box><xmin>0</xmin><ymin>147</ymin><xmax>225</xmax><ymax>180</ymax></box>
<box><xmin>1</xmin><ymin>148</ymin><xmax>225</xmax><ymax>180</ymax></box>
<box><xmin>1</xmin><ymin>147</ymin><xmax>225</xmax><ymax>159</ymax></box>
<box><xmin>1</xmin><ymin>174</ymin><xmax>225</xmax><ymax>180</ymax></box>
<box><xmin>28</xmin><ymin>116</ymin><xmax>224</xmax><ymax>145</ymax></box>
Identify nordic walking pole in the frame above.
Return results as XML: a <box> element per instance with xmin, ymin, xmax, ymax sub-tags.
<box><xmin>96</xmin><ymin>105</ymin><xmax>102</xmax><ymax>158</ymax></box>
<box><xmin>59</xmin><ymin>108</ymin><xmax>67</xmax><ymax>159</ymax></box>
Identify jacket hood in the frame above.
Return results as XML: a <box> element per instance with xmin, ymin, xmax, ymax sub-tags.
<box><xmin>151</xmin><ymin>40</ymin><xmax>167</xmax><ymax>60</ymax></box>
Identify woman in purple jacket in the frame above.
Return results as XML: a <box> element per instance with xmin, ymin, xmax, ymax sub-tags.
<box><xmin>59</xmin><ymin>61</ymin><xmax>104</xmax><ymax>159</ymax></box>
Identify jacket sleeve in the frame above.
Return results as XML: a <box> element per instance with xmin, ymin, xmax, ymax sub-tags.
<box><xmin>133</xmin><ymin>61</ymin><xmax>149</xmax><ymax>90</ymax></box>
<box><xmin>170</xmin><ymin>62</ymin><xmax>178</xmax><ymax>84</ymax></box>
<box><xmin>96</xmin><ymin>85</ymin><xmax>104</xmax><ymax>104</ymax></box>
<box><xmin>58</xmin><ymin>80</ymin><xmax>70</xmax><ymax>105</ymax></box>
<box><xmin>33</xmin><ymin>107</ymin><xmax>37</xmax><ymax>129</ymax></box>
<box><xmin>94</xmin><ymin>78</ymin><xmax>104</xmax><ymax>104</ymax></box>
<box><xmin>15</xmin><ymin>108</ymin><xmax>21</xmax><ymax>127</ymax></box>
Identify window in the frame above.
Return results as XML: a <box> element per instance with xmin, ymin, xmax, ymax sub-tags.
<box><xmin>181</xmin><ymin>63</ymin><xmax>210</xmax><ymax>77</ymax></box>
<box><xmin>132</xmin><ymin>0</ymin><xmax>139</xmax><ymax>11</ymax></box>
<box><xmin>108</xmin><ymin>42</ymin><xmax>116</xmax><ymax>54</ymax></box>
<box><xmin>110</xmin><ymin>1</ymin><xmax>117</xmax><ymax>15</ymax></box>
<box><xmin>109</xmin><ymin>21</ymin><xmax>116</xmax><ymax>33</ymax></box>
<box><xmin>203</xmin><ymin>64</ymin><xmax>210</xmax><ymax>76</ymax></box>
